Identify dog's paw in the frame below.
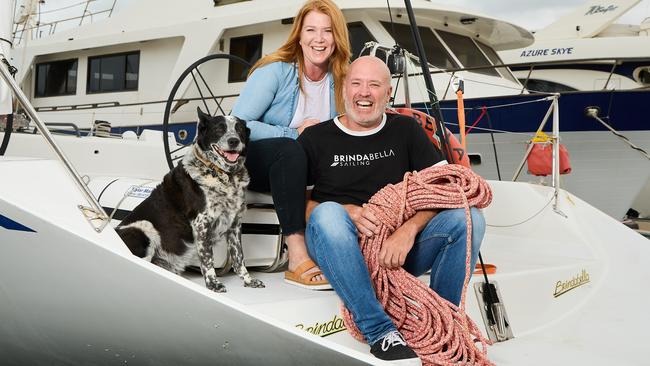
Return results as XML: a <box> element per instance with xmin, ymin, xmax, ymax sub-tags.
<box><xmin>206</xmin><ymin>277</ymin><xmax>227</xmax><ymax>293</ymax></box>
<box><xmin>244</xmin><ymin>278</ymin><xmax>265</xmax><ymax>288</ymax></box>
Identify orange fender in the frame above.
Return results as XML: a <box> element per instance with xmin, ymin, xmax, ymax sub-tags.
<box><xmin>390</xmin><ymin>108</ymin><xmax>470</xmax><ymax>168</ymax></box>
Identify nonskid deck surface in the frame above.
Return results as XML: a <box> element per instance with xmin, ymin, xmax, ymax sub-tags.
<box><xmin>181</xmin><ymin>269</ymin><xmax>340</xmax><ymax>306</ymax></box>
<box><xmin>178</xmin><ymin>229</ymin><xmax>597</xmax><ymax>307</ymax></box>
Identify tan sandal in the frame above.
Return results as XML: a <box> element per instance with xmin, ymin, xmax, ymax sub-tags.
<box><xmin>284</xmin><ymin>259</ymin><xmax>332</xmax><ymax>290</ymax></box>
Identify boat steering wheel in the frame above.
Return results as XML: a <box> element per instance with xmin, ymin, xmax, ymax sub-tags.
<box><xmin>162</xmin><ymin>53</ymin><xmax>252</xmax><ymax>170</ymax></box>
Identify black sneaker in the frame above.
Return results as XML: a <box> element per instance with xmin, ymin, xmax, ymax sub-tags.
<box><xmin>370</xmin><ymin>331</ymin><xmax>422</xmax><ymax>365</ymax></box>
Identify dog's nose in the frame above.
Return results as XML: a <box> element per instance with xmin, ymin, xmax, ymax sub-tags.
<box><xmin>227</xmin><ymin>138</ymin><xmax>240</xmax><ymax>149</ymax></box>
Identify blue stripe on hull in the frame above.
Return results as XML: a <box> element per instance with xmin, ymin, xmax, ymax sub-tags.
<box><xmin>435</xmin><ymin>89</ymin><xmax>650</xmax><ymax>133</ymax></box>
<box><xmin>0</xmin><ymin>214</ymin><xmax>36</xmax><ymax>232</ymax></box>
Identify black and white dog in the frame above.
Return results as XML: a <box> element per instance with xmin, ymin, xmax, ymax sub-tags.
<box><xmin>117</xmin><ymin>108</ymin><xmax>264</xmax><ymax>292</ymax></box>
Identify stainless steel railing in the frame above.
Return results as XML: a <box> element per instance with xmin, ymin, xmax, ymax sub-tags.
<box><xmin>0</xmin><ymin>54</ymin><xmax>109</xmax><ymax>232</ymax></box>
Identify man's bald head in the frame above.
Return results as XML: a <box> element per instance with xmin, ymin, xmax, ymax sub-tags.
<box><xmin>342</xmin><ymin>56</ymin><xmax>393</xmax><ymax>130</ymax></box>
<box><xmin>347</xmin><ymin>56</ymin><xmax>391</xmax><ymax>85</ymax></box>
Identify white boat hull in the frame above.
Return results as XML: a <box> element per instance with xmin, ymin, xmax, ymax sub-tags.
<box><xmin>1</xmin><ymin>157</ymin><xmax>649</xmax><ymax>365</ymax></box>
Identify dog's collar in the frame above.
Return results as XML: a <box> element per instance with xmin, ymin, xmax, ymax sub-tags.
<box><xmin>192</xmin><ymin>144</ymin><xmax>224</xmax><ymax>173</ymax></box>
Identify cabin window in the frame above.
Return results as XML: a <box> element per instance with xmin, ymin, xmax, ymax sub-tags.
<box><xmin>87</xmin><ymin>51</ymin><xmax>140</xmax><ymax>93</ymax></box>
<box><xmin>521</xmin><ymin>79</ymin><xmax>577</xmax><ymax>93</ymax></box>
<box><xmin>476</xmin><ymin>41</ymin><xmax>519</xmax><ymax>84</ymax></box>
<box><xmin>34</xmin><ymin>59</ymin><xmax>78</xmax><ymax>98</ymax></box>
<box><xmin>228</xmin><ymin>34</ymin><xmax>263</xmax><ymax>83</ymax></box>
<box><xmin>436</xmin><ymin>30</ymin><xmax>499</xmax><ymax>77</ymax></box>
<box><xmin>380</xmin><ymin>22</ymin><xmax>458</xmax><ymax>69</ymax></box>
<box><xmin>348</xmin><ymin>22</ymin><xmax>376</xmax><ymax>60</ymax></box>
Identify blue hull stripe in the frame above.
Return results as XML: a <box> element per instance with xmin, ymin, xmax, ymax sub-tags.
<box><xmin>436</xmin><ymin>89</ymin><xmax>650</xmax><ymax>133</ymax></box>
<box><xmin>0</xmin><ymin>214</ymin><xmax>36</xmax><ymax>232</ymax></box>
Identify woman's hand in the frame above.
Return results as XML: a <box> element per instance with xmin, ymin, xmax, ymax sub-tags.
<box><xmin>297</xmin><ymin>118</ymin><xmax>320</xmax><ymax>135</ymax></box>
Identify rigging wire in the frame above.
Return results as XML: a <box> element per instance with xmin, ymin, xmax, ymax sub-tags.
<box><xmin>386</xmin><ymin>0</ymin><xmax>399</xmax><ymax>45</ymax></box>
<box><xmin>33</xmin><ymin>1</ymin><xmax>94</xmax><ymax>15</ymax></box>
<box><xmin>443</xmin><ymin>121</ymin><xmax>532</xmax><ymax>136</ymax></box>
<box><xmin>12</xmin><ymin>0</ymin><xmax>18</xmax><ymax>25</ymax></box>
<box><xmin>485</xmin><ymin>111</ymin><xmax>503</xmax><ymax>181</ymax></box>
<box><xmin>487</xmin><ymin>195</ymin><xmax>555</xmax><ymax>228</ymax></box>
<box><xmin>438</xmin><ymin>96</ymin><xmax>554</xmax><ymax>110</ymax></box>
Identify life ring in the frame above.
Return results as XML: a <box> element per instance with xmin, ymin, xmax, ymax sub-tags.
<box><xmin>390</xmin><ymin>108</ymin><xmax>470</xmax><ymax>168</ymax></box>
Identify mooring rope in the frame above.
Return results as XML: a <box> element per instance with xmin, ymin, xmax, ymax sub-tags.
<box><xmin>341</xmin><ymin>164</ymin><xmax>494</xmax><ymax>366</ymax></box>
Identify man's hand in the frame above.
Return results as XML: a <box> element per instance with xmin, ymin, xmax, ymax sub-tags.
<box><xmin>344</xmin><ymin>204</ymin><xmax>380</xmax><ymax>237</ymax></box>
<box><xmin>297</xmin><ymin>119</ymin><xmax>320</xmax><ymax>135</ymax></box>
<box><xmin>378</xmin><ymin>210</ymin><xmax>438</xmax><ymax>268</ymax></box>
<box><xmin>379</xmin><ymin>225</ymin><xmax>417</xmax><ymax>268</ymax></box>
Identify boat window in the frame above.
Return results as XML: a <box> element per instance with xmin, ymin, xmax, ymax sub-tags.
<box><xmin>228</xmin><ymin>34</ymin><xmax>263</xmax><ymax>83</ymax></box>
<box><xmin>348</xmin><ymin>22</ymin><xmax>377</xmax><ymax>60</ymax></box>
<box><xmin>476</xmin><ymin>41</ymin><xmax>519</xmax><ymax>84</ymax></box>
<box><xmin>380</xmin><ymin>22</ymin><xmax>458</xmax><ymax>69</ymax></box>
<box><xmin>34</xmin><ymin>58</ymin><xmax>77</xmax><ymax>98</ymax></box>
<box><xmin>436</xmin><ymin>30</ymin><xmax>499</xmax><ymax>77</ymax></box>
<box><xmin>87</xmin><ymin>51</ymin><xmax>139</xmax><ymax>93</ymax></box>
<box><xmin>521</xmin><ymin>79</ymin><xmax>577</xmax><ymax>93</ymax></box>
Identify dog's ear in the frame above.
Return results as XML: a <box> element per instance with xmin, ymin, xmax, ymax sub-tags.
<box><xmin>197</xmin><ymin>107</ymin><xmax>210</xmax><ymax>122</ymax></box>
<box><xmin>245</xmin><ymin>125</ymin><xmax>251</xmax><ymax>143</ymax></box>
<box><xmin>197</xmin><ymin>107</ymin><xmax>209</xmax><ymax>133</ymax></box>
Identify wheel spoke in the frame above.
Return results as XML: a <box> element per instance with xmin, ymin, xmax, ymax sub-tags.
<box><xmin>191</xmin><ymin>71</ymin><xmax>211</xmax><ymax>115</ymax></box>
<box><xmin>196</xmin><ymin>68</ymin><xmax>226</xmax><ymax>116</ymax></box>
<box><xmin>170</xmin><ymin>144</ymin><xmax>191</xmax><ymax>155</ymax></box>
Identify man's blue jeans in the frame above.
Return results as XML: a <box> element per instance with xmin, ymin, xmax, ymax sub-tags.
<box><xmin>305</xmin><ymin>202</ymin><xmax>485</xmax><ymax>345</ymax></box>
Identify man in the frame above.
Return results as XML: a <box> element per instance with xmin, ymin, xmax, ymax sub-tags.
<box><xmin>298</xmin><ymin>56</ymin><xmax>485</xmax><ymax>365</ymax></box>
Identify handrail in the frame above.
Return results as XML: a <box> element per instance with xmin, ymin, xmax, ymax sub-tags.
<box><xmin>427</xmin><ymin>56</ymin><xmax>650</xmax><ymax>76</ymax></box>
<box><xmin>30</xmin><ymin>123</ymin><xmax>82</xmax><ymax>137</ymax></box>
<box><xmin>12</xmin><ymin>0</ymin><xmax>117</xmax><ymax>45</ymax></box>
<box><xmin>33</xmin><ymin>94</ymin><xmax>241</xmax><ymax>113</ymax></box>
<box><xmin>0</xmin><ymin>54</ymin><xmax>110</xmax><ymax>232</ymax></box>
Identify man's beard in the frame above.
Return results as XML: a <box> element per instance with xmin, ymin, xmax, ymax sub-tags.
<box><xmin>344</xmin><ymin>98</ymin><xmax>386</xmax><ymax>127</ymax></box>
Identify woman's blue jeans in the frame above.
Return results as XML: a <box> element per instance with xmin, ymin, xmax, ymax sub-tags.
<box><xmin>305</xmin><ymin>202</ymin><xmax>485</xmax><ymax>345</ymax></box>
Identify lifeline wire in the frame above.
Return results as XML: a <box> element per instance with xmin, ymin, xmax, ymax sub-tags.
<box><xmin>342</xmin><ymin>164</ymin><xmax>494</xmax><ymax>366</ymax></box>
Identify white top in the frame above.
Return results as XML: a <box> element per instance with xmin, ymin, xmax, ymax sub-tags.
<box><xmin>333</xmin><ymin>113</ymin><xmax>387</xmax><ymax>136</ymax></box>
<box><xmin>289</xmin><ymin>73</ymin><xmax>331</xmax><ymax>128</ymax></box>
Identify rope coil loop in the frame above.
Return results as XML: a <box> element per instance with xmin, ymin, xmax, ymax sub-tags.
<box><xmin>342</xmin><ymin>164</ymin><xmax>494</xmax><ymax>366</ymax></box>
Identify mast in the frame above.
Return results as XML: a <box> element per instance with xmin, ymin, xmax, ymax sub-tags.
<box><xmin>402</xmin><ymin>0</ymin><xmax>452</xmax><ymax>162</ymax></box>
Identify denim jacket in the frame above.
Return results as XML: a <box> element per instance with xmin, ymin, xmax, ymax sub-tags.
<box><xmin>232</xmin><ymin>61</ymin><xmax>336</xmax><ymax>141</ymax></box>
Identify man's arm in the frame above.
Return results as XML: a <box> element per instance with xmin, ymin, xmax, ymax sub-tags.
<box><xmin>305</xmin><ymin>198</ymin><xmax>319</xmax><ymax>222</ymax></box>
<box><xmin>378</xmin><ymin>210</ymin><xmax>438</xmax><ymax>268</ymax></box>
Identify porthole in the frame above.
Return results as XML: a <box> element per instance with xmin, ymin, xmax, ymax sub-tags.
<box><xmin>633</xmin><ymin>66</ymin><xmax>650</xmax><ymax>85</ymax></box>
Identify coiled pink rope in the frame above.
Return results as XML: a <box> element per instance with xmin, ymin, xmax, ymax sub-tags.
<box><xmin>342</xmin><ymin>164</ymin><xmax>494</xmax><ymax>366</ymax></box>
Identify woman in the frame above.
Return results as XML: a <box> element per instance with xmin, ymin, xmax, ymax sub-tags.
<box><xmin>232</xmin><ymin>0</ymin><xmax>351</xmax><ymax>289</ymax></box>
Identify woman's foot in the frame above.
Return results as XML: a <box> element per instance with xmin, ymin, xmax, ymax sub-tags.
<box><xmin>285</xmin><ymin>259</ymin><xmax>331</xmax><ymax>290</ymax></box>
<box><xmin>284</xmin><ymin>233</ymin><xmax>331</xmax><ymax>289</ymax></box>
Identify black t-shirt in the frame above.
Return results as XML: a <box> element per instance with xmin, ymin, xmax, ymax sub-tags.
<box><xmin>298</xmin><ymin>113</ymin><xmax>444</xmax><ymax>206</ymax></box>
